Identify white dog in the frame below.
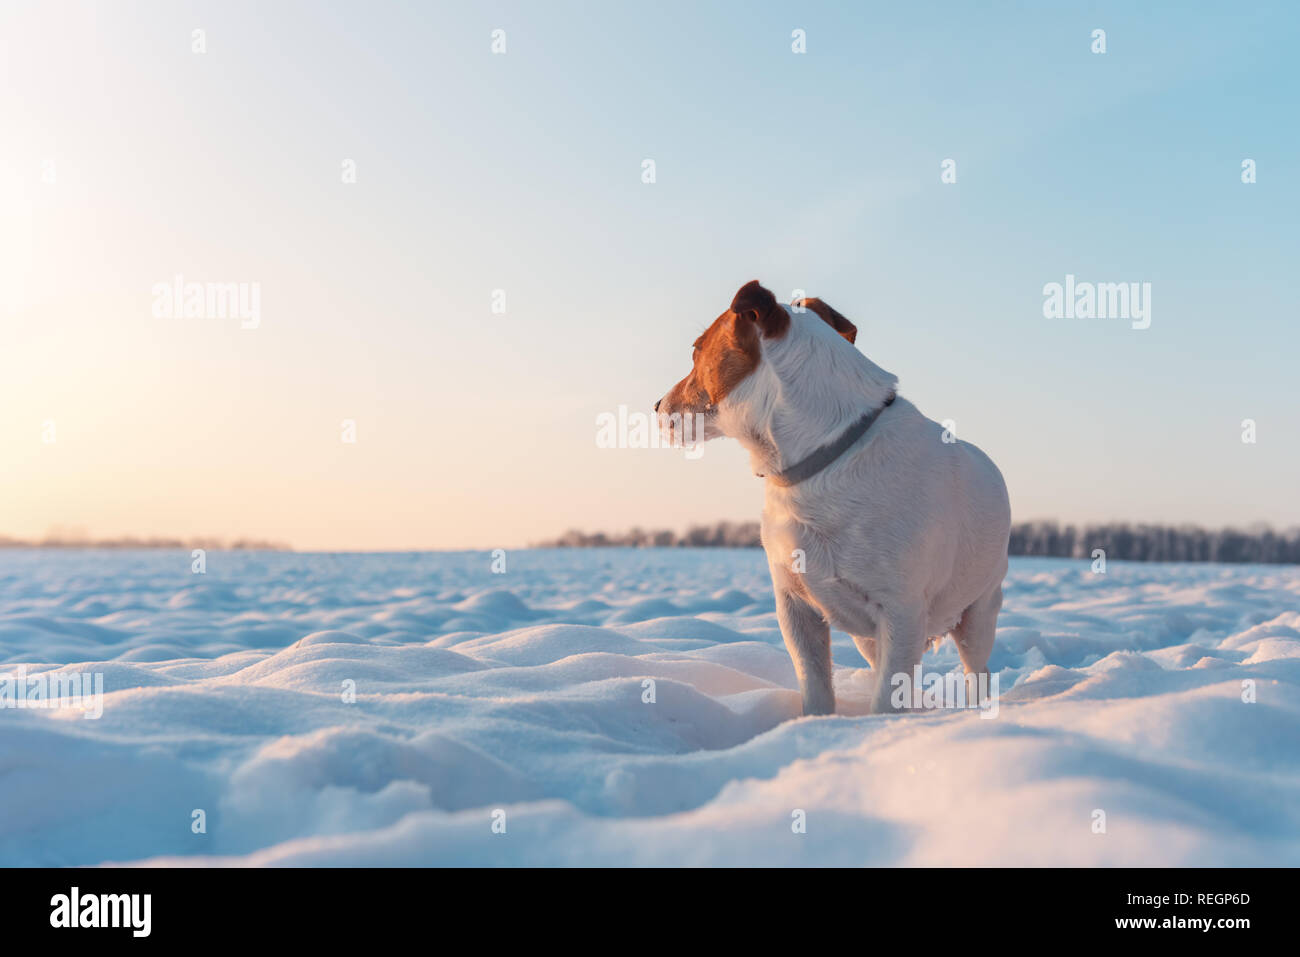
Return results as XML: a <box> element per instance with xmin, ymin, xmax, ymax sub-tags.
<box><xmin>656</xmin><ymin>280</ymin><xmax>1010</xmax><ymax>715</ymax></box>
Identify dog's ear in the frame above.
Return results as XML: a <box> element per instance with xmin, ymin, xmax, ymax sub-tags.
<box><xmin>730</xmin><ymin>280</ymin><xmax>789</xmax><ymax>338</ymax></box>
<box><xmin>795</xmin><ymin>297</ymin><xmax>857</xmax><ymax>344</ymax></box>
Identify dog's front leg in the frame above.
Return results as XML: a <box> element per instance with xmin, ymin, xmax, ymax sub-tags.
<box><xmin>869</xmin><ymin>605</ymin><xmax>927</xmax><ymax>714</ymax></box>
<box><xmin>774</xmin><ymin>586</ymin><xmax>835</xmax><ymax>716</ymax></box>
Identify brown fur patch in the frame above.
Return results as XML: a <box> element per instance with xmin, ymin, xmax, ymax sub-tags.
<box><xmin>697</xmin><ymin>307</ymin><xmax>761</xmax><ymax>404</ymax></box>
<box><xmin>661</xmin><ymin>281</ymin><xmax>797</xmax><ymax>415</ymax></box>
<box><xmin>661</xmin><ymin>306</ymin><xmax>761</xmax><ymax>413</ymax></box>
<box><xmin>795</xmin><ymin>297</ymin><xmax>857</xmax><ymax>344</ymax></box>
<box><xmin>731</xmin><ymin>279</ymin><xmax>789</xmax><ymax>339</ymax></box>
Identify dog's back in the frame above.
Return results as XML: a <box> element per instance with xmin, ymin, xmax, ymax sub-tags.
<box><xmin>763</xmin><ymin>394</ymin><xmax>1009</xmax><ymax>641</ymax></box>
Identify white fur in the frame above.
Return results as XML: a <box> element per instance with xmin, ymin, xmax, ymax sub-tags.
<box><xmin>706</xmin><ymin>304</ymin><xmax>1009</xmax><ymax>715</ymax></box>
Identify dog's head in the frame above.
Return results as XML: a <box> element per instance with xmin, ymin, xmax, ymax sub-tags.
<box><xmin>655</xmin><ymin>280</ymin><xmax>857</xmax><ymax>445</ymax></box>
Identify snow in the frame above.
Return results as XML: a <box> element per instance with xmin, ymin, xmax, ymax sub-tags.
<box><xmin>1</xmin><ymin>548</ymin><xmax>1297</xmax><ymax>866</ymax></box>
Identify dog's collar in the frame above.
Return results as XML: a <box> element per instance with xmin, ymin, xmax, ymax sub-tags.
<box><xmin>760</xmin><ymin>393</ymin><xmax>896</xmax><ymax>487</ymax></box>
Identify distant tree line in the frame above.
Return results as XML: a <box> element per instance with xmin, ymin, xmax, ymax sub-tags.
<box><xmin>536</xmin><ymin>520</ymin><xmax>1300</xmax><ymax>564</ymax></box>
<box><xmin>0</xmin><ymin>534</ymin><xmax>291</xmax><ymax>550</ymax></box>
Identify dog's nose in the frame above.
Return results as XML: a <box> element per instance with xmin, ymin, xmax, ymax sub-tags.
<box><xmin>654</xmin><ymin>399</ymin><xmax>661</xmax><ymax>412</ymax></box>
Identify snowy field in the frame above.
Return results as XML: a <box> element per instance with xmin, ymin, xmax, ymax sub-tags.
<box><xmin>1</xmin><ymin>548</ymin><xmax>1298</xmax><ymax>867</ymax></box>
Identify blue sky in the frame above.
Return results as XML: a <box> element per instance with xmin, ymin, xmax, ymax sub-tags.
<box><xmin>2</xmin><ymin>0</ymin><xmax>1297</xmax><ymax>548</ymax></box>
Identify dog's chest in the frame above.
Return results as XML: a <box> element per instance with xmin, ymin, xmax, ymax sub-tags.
<box><xmin>763</xmin><ymin>511</ymin><xmax>838</xmax><ymax>597</ymax></box>
<box><xmin>761</xmin><ymin>502</ymin><xmax>882</xmax><ymax>635</ymax></box>
<box><xmin>760</xmin><ymin>496</ymin><xmax>810</xmax><ymax>563</ymax></box>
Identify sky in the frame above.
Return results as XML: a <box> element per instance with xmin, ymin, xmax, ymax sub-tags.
<box><xmin>2</xmin><ymin>0</ymin><xmax>1297</xmax><ymax>550</ymax></box>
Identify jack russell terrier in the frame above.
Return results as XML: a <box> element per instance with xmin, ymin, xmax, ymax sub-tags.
<box><xmin>656</xmin><ymin>280</ymin><xmax>1010</xmax><ymax>716</ymax></box>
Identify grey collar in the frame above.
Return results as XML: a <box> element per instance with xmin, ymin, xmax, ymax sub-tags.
<box><xmin>761</xmin><ymin>393</ymin><xmax>896</xmax><ymax>487</ymax></box>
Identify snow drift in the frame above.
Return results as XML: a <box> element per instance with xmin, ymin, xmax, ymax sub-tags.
<box><xmin>1</xmin><ymin>548</ymin><xmax>1297</xmax><ymax>866</ymax></box>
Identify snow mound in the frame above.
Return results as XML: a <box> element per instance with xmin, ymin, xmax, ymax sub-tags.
<box><xmin>0</xmin><ymin>548</ymin><xmax>1297</xmax><ymax>866</ymax></box>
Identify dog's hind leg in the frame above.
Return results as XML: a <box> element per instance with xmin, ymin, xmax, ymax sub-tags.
<box><xmin>952</xmin><ymin>584</ymin><xmax>1001</xmax><ymax>676</ymax></box>
<box><xmin>850</xmin><ymin>634</ymin><xmax>878</xmax><ymax>670</ymax></box>
<box><xmin>774</xmin><ymin>586</ymin><xmax>835</xmax><ymax>716</ymax></box>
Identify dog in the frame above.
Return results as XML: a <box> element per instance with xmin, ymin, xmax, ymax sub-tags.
<box><xmin>656</xmin><ymin>280</ymin><xmax>1010</xmax><ymax>716</ymax></box>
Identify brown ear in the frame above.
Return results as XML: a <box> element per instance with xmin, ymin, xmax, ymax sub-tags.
<box><xmin>795</xmin><ymin>297</ymin><xmax>857</xmax><ymax>344</ymax></box>
<box><xmin>730</xmin><ymin>280</ymin><xmax>789</xmax><ymax>338</ymax></box>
